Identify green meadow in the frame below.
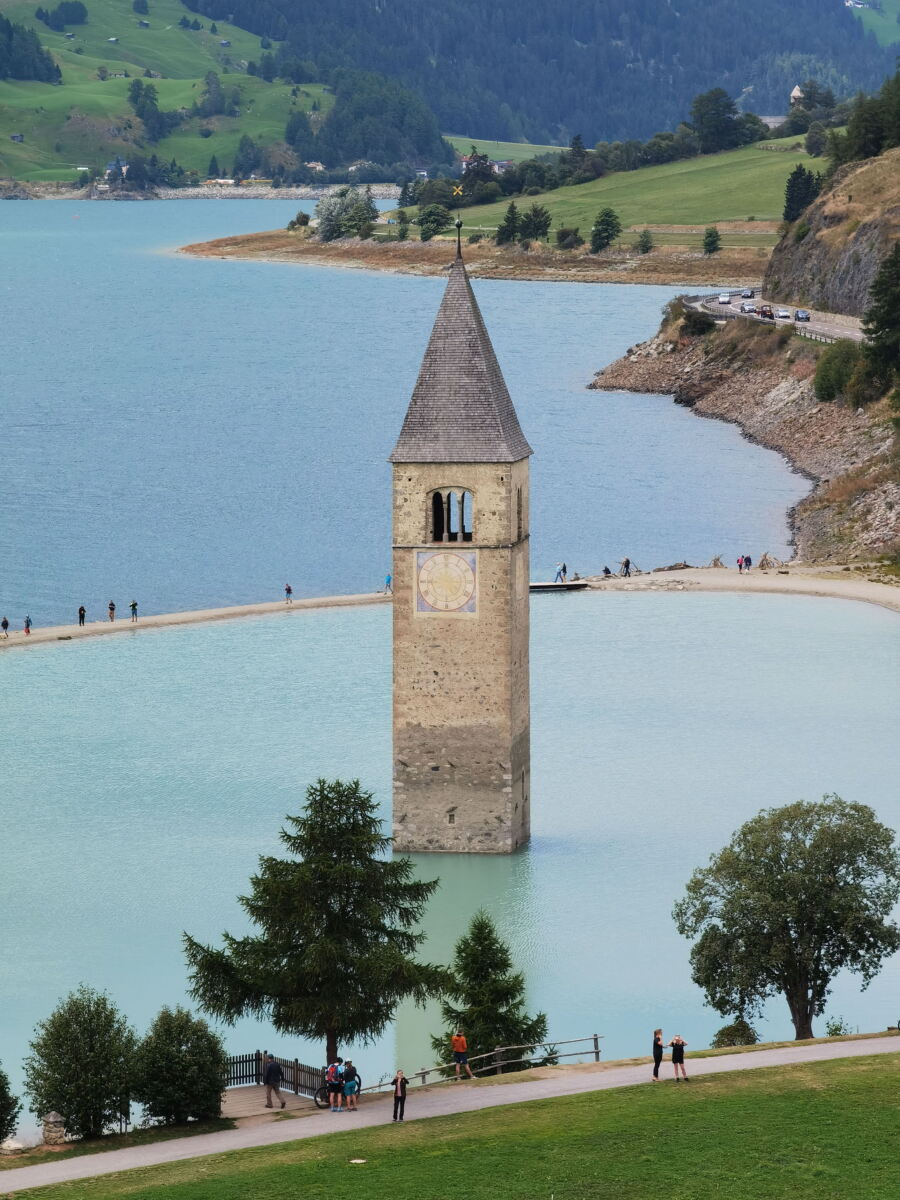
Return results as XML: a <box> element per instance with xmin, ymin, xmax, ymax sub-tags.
<box><xmin>455</xmin><ymin>138</ymin><xmax>816</xmax><ymax>234</ymax></box>
<box><xmin>851</xmin><ymin>0</ymin><xmax>900</xmax><ymax>47</ymax></box>
<box><xmin>445</xmin><ymin>134</ymin><xmax>561</xmax><ymax>162</ymax></box>
<box><xmin>19</xmin><ymin>1053</ymin><xmax>900</xmax><ymax>1200</ymax></box>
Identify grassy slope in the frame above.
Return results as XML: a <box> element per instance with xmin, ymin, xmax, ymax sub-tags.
<box><xmin>456</xmin><ymin>138</ymin><xmax>816</xmax><ymax>234</ymax></box>
<box><xmin>21</xmin><ymin>1054</ymin><xmax>900</xmax><ymax>1200</ymax></box>
<box><xmin>445</xmin><ymin>134</ymin><xmax>560</xmax><ymax>161</ymax></box>
<box><xmin>0</xmin><ymin>0</ymin><xmax>333</xmax><ymax>178</ymax></box>
<box><xmin>852</xmin><ymin>0</ymin><xmax>900</xmax><ymax>46</ymax></box>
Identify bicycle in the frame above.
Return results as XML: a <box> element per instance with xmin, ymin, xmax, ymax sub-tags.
<box><xmin>313</xmin><ymin>1068</ymin><xmax>330</xmax><ymax>1109</ymax></box>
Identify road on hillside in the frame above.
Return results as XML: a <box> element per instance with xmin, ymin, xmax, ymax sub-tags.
<box><xmin>697</xmin><ymin>292</ymin><xmax>864</xmax><ymax>343</ymax></box>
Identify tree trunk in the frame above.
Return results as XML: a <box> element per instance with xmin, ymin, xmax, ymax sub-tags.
<box><xmin>787</xmin><ymin>990</ymin><xmax>814</xmax><ymax>1039</ymax></box>
<box><xmin>326</xmin><ymin>1029</ymin><xmax>338</xmax><ymax>1064</ymax></box>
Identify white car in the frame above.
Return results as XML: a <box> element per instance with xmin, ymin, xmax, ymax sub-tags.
<box><xmin>740</xmin><ymin>301</ymin><xmax>757</xmax><ymax>313</ymax></box>
<box><xmin>775</xmin><ymin>307</ymin><xmax>792</xmax><ymax>320</ymax></box>
<box><xmin>717</xmin><ymin>293</ymin><xmax>732</xmax><ymax>305</ymax></box>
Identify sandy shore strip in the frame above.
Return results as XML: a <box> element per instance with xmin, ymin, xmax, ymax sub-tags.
<box><xmin>0</xmin><ymin>591</ymin><xmax>391</xmax><ymax>653</ymax></box>
<box><xmin>1</xmin><ymin>567</ymin><xmax>897</xmax><ymax>655</ymax></box>
<box><xmin>581</xmin><ymin>565</ymin><xmax>900</xmax><ymax>615</ymax></box>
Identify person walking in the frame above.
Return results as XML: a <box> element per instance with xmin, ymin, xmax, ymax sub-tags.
<box><xmin>383</xmin><ymin>573</ymin><xmax>393</xmax><ymax>594</ymax></box>
<box><xmin>24</xmin><ymin>615</ymin><xmax>32</xmax><ymax>636</ymax></box>
<box><xmin>342</xmin><ymin>1060</ymin><xmax>360</xmax><ymax>1111</ymax></box>
<box><xmin>326</xmin><ymin>1057</ymin><xmax>344</xmax><ymax>1111</ymax></box>
<box><xmin>78</xmin><ymin>606</ymin><xmax>86</xmax><ymax>627</ymax></box>
<box><xmin>1</xmin><ymin>617</ymin><xmax>8</xmax><ymax>639</ymax></box>
<box><xmin>743</xmin><ymin>555</ymin><xmax>752</xmax><ymax>572</ymax></box>
<box><xmin>391</xmin><ymin>1069</ymin><xmax>407</xmax><ymax>1121</ymax></box>
<box><xmin>108</xmin><ymin>601</ymin><xmax>116</xmax><ymax>622</ymax></box>
<box><xmin>553</xmin><ymin>562</ymin><xmax>564</xmax><ymax>583</ymax></box>
<box><xmin>284</xmin><ymin>584</ymin><xmax>293</xmax><ymax>605</ymax></box>
<box><xmin>668</xmin><ymin>1035</ymin><xmax>688</xmax><ymax>1081</ymax></box>
<box><xmin>263</xmin><ymin>1054</ymin><xmax>286</xmax><ymax>1109</ymax></box>
<box><xmin>621</xmin><ymin>557</ymin><xmax>631</xmax><ymax>577</ymax></box>
<box><xmin>737</xmin><ymin>555</ymin><xmax>744</xmax><ymax>574</ymax></box>
<box><xmin>451</xmin><ymin>1030</ymin><xmax>475</xmax><ymax>1080</ymax></box>
<box><xmin>652</xmin><ymin>1028</ymin><xmax>664</xmax><ymax>1081</ymax></box>
<box><xmin>130</xmin><ymin>600</ymin><xmax>138</xmax><ymax>622</ymax></box>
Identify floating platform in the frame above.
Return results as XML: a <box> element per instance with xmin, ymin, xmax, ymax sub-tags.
<box><xmin>529</xmin><ymin>581</ymin><xmax>590</xmax><ymax>593</ymax></box>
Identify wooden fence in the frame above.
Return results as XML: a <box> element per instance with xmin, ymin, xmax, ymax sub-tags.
<box><xmin>226</xmin><ymin>1050</ymin><xmax>321</xmax><ymax>1097</ymax></box>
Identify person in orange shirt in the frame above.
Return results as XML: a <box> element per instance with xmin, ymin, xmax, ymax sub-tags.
<box><xmin>451</xmin><ymin>1030</ymin><xmax>475</xmax><ymax>1080</ymax></box>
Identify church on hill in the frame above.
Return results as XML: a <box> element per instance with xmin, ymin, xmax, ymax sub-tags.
<box><xmin>389</xmin><ymin>241</ymin><xmax>533</xmax><ymax>854</ymax></box>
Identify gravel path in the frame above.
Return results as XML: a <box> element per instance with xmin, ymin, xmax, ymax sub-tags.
<box><xmin>3</xmin><ymin>1036</ymin><xmax>898</xmax><ymax>1193</ymax></box>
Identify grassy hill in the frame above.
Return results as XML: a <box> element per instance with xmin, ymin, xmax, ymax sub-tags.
<box><xmin>455</xmin><ymin>138</ymin><xmax>818</xmax><ymax>237</ymax></box>
<box><xmin>851</xmin><ymin>0</ymin><xmax>900</xmax><ymax>46</ymax></box>
<box><xmin>0</xmin><ymin>0</ymin><xmax>333</xmax><ymax>179</ymax></box>
<box><xmin>445</xmin><ymin>134</ymin><xmax>560</xmax><ymax>162</ymax></box>
<box><xmin>14</xmin><ymin>1052</ymin><xmax>900</xmax><ymax>1199</ymax></box>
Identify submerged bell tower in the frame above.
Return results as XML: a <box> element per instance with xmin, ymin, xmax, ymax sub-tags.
<box><xmin>389</xmin><ymin>241</ymin><xmax>533</xmax><ymax>853</ymax></box>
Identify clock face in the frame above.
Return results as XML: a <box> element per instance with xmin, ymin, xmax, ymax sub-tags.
<box><xmin>416</xmin><ymin>550</ymin><xmax>477</xmax><ymax>615</ymax></box>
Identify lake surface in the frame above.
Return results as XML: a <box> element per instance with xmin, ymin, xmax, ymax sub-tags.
<box><xmin>0</xmin><ymin>199</ymin><xmax>807</xmax><ymax>627</ymax></box>
<box><xmin>1</xmin><ymin>592</ymin><xmax>899</xmax><ymax>1117</ymax></box>
<box><xmin>2</xmin><ymin>201</ymin><xmax>887</xmax><ymax>1137</ymax></box>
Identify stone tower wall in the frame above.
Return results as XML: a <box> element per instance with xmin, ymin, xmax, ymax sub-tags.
<box><xmin>392</xmin><ymin>458</ymin><xmax>530</xmax><ymax>853</ymax></box>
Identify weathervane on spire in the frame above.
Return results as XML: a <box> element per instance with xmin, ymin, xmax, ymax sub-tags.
<box><xmin>454</xmin><ymin>216</ymin><xmax>463</xmax><ymax>259</ymax></box>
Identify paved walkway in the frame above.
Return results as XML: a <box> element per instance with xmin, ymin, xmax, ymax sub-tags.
<box><xmin>3</xmin><ymin>1036</ymin><xmax>898</xmax><ymax>1193</ymax></box>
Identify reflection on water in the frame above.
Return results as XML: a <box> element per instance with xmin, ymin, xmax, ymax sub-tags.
<box><xmin>2</xmin><ymin>591</ymin><xmax>898</xmax><ymax>1117</ymax></box>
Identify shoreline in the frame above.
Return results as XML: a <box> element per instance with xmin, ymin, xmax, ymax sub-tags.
<box><xmin>2</xmin><ymin>568</ymin><xmax>896</xmax><ymax>656</ymax></box>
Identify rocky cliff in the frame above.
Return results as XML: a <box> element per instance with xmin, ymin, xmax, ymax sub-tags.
<box><xmin>763</xmin><ymin>149</ymin><xmax>900</xmax><ymax>317</ymax></box>
<box><xmin>591</xmin><ymin>316</ymin><xmax>898</xmax><ymax>561</ymax></box>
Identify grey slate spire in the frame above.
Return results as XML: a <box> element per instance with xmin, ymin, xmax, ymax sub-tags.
<box><xmin>389</xmin><ymin>255</ymin><xmax>533</xmax><ymax>463</ymax></box>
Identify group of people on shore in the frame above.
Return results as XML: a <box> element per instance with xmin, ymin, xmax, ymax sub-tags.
<box><xmin>652</xmin><ymin>1030</ymin><xmax>689</xmax><ymax>1081</ymax></box>
<box><xmin>0</xmin><ymin>601</ymin><xmax>139</xmax><ymax>639</ymax></box>
<box><xmin>736</xmin><ymin>555</ymin><xmax>753</xmax><ymax>573</ymax></box>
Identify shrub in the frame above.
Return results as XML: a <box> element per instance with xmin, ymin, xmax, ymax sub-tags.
<box><xmin>286</xmin><ymin>210</ymin><xmax>310</xmax><ymax>231</ymax></box>
<box><xmin>0</xmin><ymin>1062</ymin><xmax>21</xmax><ymax>1144</ymax></box>
<box><xmin>793</xmin><ymin>221</ymin><xmax>810</xmax><ymax>242</ymax></box>
<box><xmin>466</xmin><ymin>232</ymin><xmax>482</xmax><ymax>244</ymax></box>
<box><xmin>133</xmin><ymin>1007</ymin><xmax>228</xmax><ymax>1126</ymax></box>
<box><xmin>814</xmin><ymin>339</ymin><xmax>863</xmax><ymax>402</ymax></box>
<box><xmin>682</xmin><ymin>308</ymin><xmax>716</xmax><ymax>336</ymax></box>
<box><xmin>824</xmin><ymin>1015</ymin><xmax>853</xmax><ymax>1037</ymax></box>
<box><xmin>555</xmin><ymin>226</ymin><xmax>583</xmax><ymax>250</ymax></box>
<box><xmin>24</xmin><ymin>986</ymin><xmax>136</xmax><ymax>1140</ymax></box>
<box><xmin>710</xmin><ymin>1017</ymin><xmax>759</xmax><ymax>1048</ymax></box>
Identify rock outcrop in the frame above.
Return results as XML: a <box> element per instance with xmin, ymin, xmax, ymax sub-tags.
<box><xmin>590</xmin><ymin>319</ymin><xmax>898</xmax><ymax>561</ymax></box>
<box><xmin>764</xmin><ymin>149</ymin><xmax>900</xmax><ymax>317</ymax></box>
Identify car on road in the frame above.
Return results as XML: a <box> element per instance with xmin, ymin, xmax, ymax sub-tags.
<box><xmin>740</xmin><ymin>301</ymin><xmax>757</xmax><ymax>313</ymax></box>
<box><xmin>758</xmin><ymin>304</ymin><xmax>775</xmax><ymax>320</ymax></box>
<box><xmin>717</xmin><ymin>293</ymin><xmax>732</xmax><ymax>305</ymax></box>
<box><xmin>774</xmin><ymin>307</ymin><xmax>792</xmax><ymax>320</ymax></box>
<box><xmin>794</xmin><ymin>309</ymin><xmax>811</xmax><ymax>322</ymax></box>
<box><xmin>741</xmin><ymin>288</ymin><xmax>755</xmax><ymax>298</ymax></box>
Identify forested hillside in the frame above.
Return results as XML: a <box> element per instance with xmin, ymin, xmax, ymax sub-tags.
<box><xmin>0</xmin><ymin>10</ymin><xmax>57</xmax><ymax>79</ymax></box>
<box><xmin>181</xmin><ymin>0</ymin><xmax>896</xmax><ymax>141</ymax></box>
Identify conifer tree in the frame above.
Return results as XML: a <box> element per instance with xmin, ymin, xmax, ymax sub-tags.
<box><xmin>495</xmin><ymin>200</ymin><xmax>520</xmax><ymax>245</ymax></box>
<box><xmin>518</xmin><ymin>202</ymin><xmax>552</xmax><ymax>241</ymax></box>
<box><xmin>634</xmin><ymin>229</ymin><xmax>654</xmax><ymax>254</ymax></box>
<box><xmin>184</xmin><ymin>779</ymin><xmax>449</xmax><ymax>1064</ymax></box>
<box><xmin>431</xmin><ymin>910</ymin><xmax>547</xmax><ymax>1074</ymax></box>
<box><xmin>862</xmin><ymin>241</ymin><xmax>900</xmax><ymax>384</ymax></box>
<box><xmin>0</xmin><ymin>1062</ymin><xmax>20</xmax><ymax>1144</ymax></box>
<box><xmin>207</xmin><ymin>154</ymin><xmax>219</xmax><ymax>177</ymax></box>
<box><xmin>702</xmin><ymin>225</ymin><xmax>721</xmax><ymax>254</ymax></box>
<box><xmin>590</xmin><ymin>206</ymin><xmax>622</xmax><ymax>253</ymax></box>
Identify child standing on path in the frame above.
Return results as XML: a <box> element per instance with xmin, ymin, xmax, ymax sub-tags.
<box><xmin>451</xmin><ymin>1031</ymin><xmax>475</xmax><ymax>1080</ymax></box>
<box><xmin>391</xmin><ymin>1069</ymin><xmax>407</xmax><ymax>1121</ymax></box>
<box><xmin>668</xmin><ymin>1035</ymin><xmax>688</xmax><ymax>1081</ymax></box>
<box><xmin>652</xmin><ymin>1029</ymin><xmax>664</xmax><ymax>1080</ymax></box>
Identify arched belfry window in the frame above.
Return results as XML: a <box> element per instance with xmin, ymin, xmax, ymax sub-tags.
<box><xmin>429</xmin><ymin>489</ymin><xmax>474</xmax><ymax>543</ymax></box>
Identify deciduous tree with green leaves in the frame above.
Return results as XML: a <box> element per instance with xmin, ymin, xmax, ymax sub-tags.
<box><xmin>0</xmin><ymin>1063</ymin><xmax>20</xmax><ymax>1144</ymax></box>
<box><xmin>24</xmin><ymin>986</ymin><xmax>136</xmax><ymax>1139</ymax></box>
<box><xmin>184</xmin><ymin>779</ymin><xmax>449</xmax><ymax>1064</ymax></box>
<box><xmin>673</xmin><ymin>796</ymin><xmax>900</xmax><ymax>1040</ymax></box>
<box><xmin>431</xmin><ymin>910</ymin><xmax>548</xmax><ymax>1074</ymax></box>
<box><xmin>416</xmin><ymin>203</ymin><xmax>452</xmax><ymax>242</ymax></box>
<box><xmin>590</xmin><ymin>207</ymin><xmax>622</xmax><ymax>253</ymax></box>
<box><xmin>133</xmin><ymin>1007</ymin><xmax>229</xmax><ymax>1126</ymax></box>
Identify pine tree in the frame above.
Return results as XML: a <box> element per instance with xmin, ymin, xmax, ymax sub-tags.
<box><xmin>207</xmin><ymin>154</ymin><xmax>219</xmax><ymax>177</ymax></box>
<box><xmin>590</xmin><ymin>206</ymin><xmax>622</xmax><ymax>253</ymax></box>
<box><xmin>184</xmin><ymin>779</ymin><xmax>449</xmax><ymax>1064</ymax></box>
<box><xmin>0</xmin><ymin>1062</ymin><xmax>20</xmax><ymax>1144</ymax></box>
<box><xmin>518</xmin><ymin>202</ymin><xmax>552</xmax><ymax>241</ymax></box>
<box><xmin>495</xmin><ymin>200</ymin><xmax>520</xmax><ymax>245</ymax></box>
<box><xmin>634</xmin><ymin>229</ymin><xmax>654</xmax><ymax>254</ymax></box>
<box><xmin>703</xmin><ymin>226</ymin><xmax>721</xmax><ymax>255</ymax></box>
<box><xmin>862</xmin><ymin>241</ymin><xmax>900</xmax><ymax>384</ymax></box>
<box><xmin>783</xmin><ymin>164</ymin><xmax>820</xmax><ymax>221</ymax></box>
<box><xmin>431</xmin><ymin>910</ymin><xmax>548</xmax><ymax>1075</ymax></box>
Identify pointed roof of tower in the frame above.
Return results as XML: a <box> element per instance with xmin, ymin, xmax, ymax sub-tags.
<box><xmin>389</xmin><ymin>253</ymin><xmax>533</xmax><ymax>463</ymax></box>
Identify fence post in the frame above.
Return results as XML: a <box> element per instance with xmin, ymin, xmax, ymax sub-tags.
<box><xmin>294</xmin><ymin>1059</ymin><xmax>300</xmax><ymax>1095</ymax></box>
<box><xmin>593</xmin><ymin>1034</ymin><xmax>600</xmax><ymax>1063</ymax></box>
<box><xmin>255</xmin><ymin>1049</ymin><xmax>262</xmax><ymax>1086</ymax></box>
<box><xmin>494</xmin><ymin>1046</ymin><xmax>503</xmax><ymax>1075</ymax></box>
<box><xmin>418</xmin><ymin>1067</ymin><xmax>427</xmax><ymax>1086</ymax></box>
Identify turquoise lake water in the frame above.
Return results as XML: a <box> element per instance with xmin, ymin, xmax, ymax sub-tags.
<box><xmin>1</xmin><ymin>201</ymin><xmax>896</xmax><ymax>1132</ymax></box>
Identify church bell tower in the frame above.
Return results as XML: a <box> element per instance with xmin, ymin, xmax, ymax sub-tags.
<box><xmin>389</xmin><ymin>244</ymin><xmax>532</xmax><ymax>853</ymax></box>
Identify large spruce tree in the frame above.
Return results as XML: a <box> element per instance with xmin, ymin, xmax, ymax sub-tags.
<box><xmin>184</xmin><ymin>779</ymin><xmax>449</xmax><ymax>1063</ymax></box>
<box><xmin>862</xmin><ymin>241</ymin><xmax>900</xmax><ymax>384</ymax></box>
<box><xmin>431</xmin><ymin>910</ymin><xmax>548</xmax><ymax>1074</ymax></box>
